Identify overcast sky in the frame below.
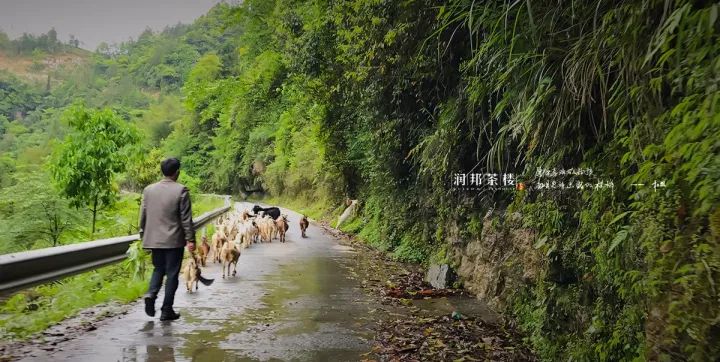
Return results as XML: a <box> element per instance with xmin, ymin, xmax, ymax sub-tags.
<box><xmin>0</xmin><ymin>0</ymin><xmax>223</xmax><ymax>50</ymax></box>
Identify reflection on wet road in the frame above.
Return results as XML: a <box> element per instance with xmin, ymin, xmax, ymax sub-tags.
<box><xmin>22</xmin><ymin>202</ymin><xmax>377</xmax><ymax>362</ymax></box>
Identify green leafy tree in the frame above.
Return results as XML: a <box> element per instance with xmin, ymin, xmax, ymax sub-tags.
<box><xmin>0</xmin><ymin>31</ymin><xmax>10</xmax><ymax>50</ymax></box>
<box><xmin>183</xmin><ymin>53</ymin><xmax>221</xmax><ymax>114</ymax></box>
<box><xmin>0</xmin><ymin>154</ymin><xmax>15</xmax><ymax>188</ymax></box>
<box><xmin>0</xmin><ymin>115</ymin><xmax>9</xmax><ymax>136</ymax></box>
<box><xmin>46</xmin><ymin>28</ymin><xmax>58</xmax><ymax>52</ymax></box>
<box><xmin>122</xmin><ymin>147</ymin><xmax>163</xmax><ymax>192</ymax></box>
<box><xmin>51</xmin><ymin>103</ymin><xmax>139</xmax><ymax>234</ymax></box>
<box><xmin>136</xmin><ymin>95</ymin><xmax>184</xmax><ymax>146</ymax></box>
<box><xmin>0</xmin><ymin>72</ymin><xmax>43</xmax><ymax>120</ymax></box>
<box><xmin>0</xmin><ymin>171</ymin><xmax>82</xmax><ymax>251</ymax></box>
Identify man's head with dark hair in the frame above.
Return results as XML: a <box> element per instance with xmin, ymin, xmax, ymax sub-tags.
<box><xmin>161</xmin><ymin>158</ymin><xmax>181</xmax><ymax>180</ymax></box>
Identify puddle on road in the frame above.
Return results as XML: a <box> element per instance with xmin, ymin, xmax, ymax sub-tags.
<box><xmin>411</xmin><ymin>295</ymin><xmax>499</xmax><ymax>323</ymax></box>
<box><xmin>176</xmin><ymin>256</ymin><xmax>376</xmax><ymax>361</ymax></box>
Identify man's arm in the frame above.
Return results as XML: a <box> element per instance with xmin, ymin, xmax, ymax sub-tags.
<box><xmin>139</xmin><ymin>190</ymin><xmax>147</xmax><ymax>238</ymax></box>
<box><xmin>179</xmin><ymin>187</ymin><xmax>196</xmax><ymax>244</ymax></box>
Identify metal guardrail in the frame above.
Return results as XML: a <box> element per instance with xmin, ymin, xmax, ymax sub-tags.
<box><xmin>0</xmin><ymin>202</ymin><xmax>231</xmax><ymax>296</ymax></box>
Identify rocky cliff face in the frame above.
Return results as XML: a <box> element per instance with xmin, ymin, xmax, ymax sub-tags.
<box><xmin>450</xmin><ymin>212</ymin><xmax>541</xmax><ymax>311</ymax></box>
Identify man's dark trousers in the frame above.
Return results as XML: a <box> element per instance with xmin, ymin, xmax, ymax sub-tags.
<box><xmin>146</xmin><ymin>248</ymin><xmax>184</xmax><ymax>310</ymax></box>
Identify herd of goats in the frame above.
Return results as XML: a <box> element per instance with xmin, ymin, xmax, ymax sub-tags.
<box><xmin>182</xmin><ymin>205</ymin><xmax>310</xmax><ymax>292</ymax></box>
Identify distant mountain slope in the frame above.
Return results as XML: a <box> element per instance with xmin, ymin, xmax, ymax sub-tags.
<box><xmin>0</xmin><ymin>48</ymin><xmax>91</xmax><ymax>86</ymax></box>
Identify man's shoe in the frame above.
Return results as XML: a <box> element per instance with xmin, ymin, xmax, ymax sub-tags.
<box><xmin>144</xmin><ymin>296</ymin><xmax>156</xmax><ymax>317</ymax></box>
<box><xmin>159</xmin><ymin>309</ymin><xmax>180</xmax><ymax>321</ymax></box>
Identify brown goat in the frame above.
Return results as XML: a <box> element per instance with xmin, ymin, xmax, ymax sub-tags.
<box><xmin>275</xmin><ymin>215</ymin><xmax>289</xmax><ymax>243</ymax></box>
<box><xmin>183</xmin><ymin>254</ymin><xmax>200</xmax><ymax>292</ymax></box>
<box><xmin>211</xmin><ymin>231</ymin><xmax>226</xmax><ymax>263</ymax></box>
<box><xmin>299</xmin><ymin>215</ymin><xmax>309</xmax><ymax>238</ymax></box>
<box><xmin>198</xmin><ymin>235</ymin><xmax>210</xmax><ymax>266</ymax></box>
<box><xmin>221</xmin><ymin>238</ymin><xmax>241</xmax><ymax>278</ymax></box>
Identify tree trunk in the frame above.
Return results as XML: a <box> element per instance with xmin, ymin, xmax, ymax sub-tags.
<box><xmin>52</xmin><ymin>214</ymin><xmax>59</xmax><ymax>246</ymax></box>
<box><xmin>91</xmin><ymin>193</ymin><xmax>98</xmax><ymax>234</ymax></box>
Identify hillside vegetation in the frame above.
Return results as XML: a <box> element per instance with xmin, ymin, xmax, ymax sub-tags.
<box><xmin>0</xmin><ymin>28</ymin><xmax>90</xmax><ymax>85</ymax></box>
<box><xmin>0</xmin><ymin>1</ymin><xmax>717</xmax><ymax>360</ymax></box>
<box><xmin>0</xmin><ymin>18</ymin><xmax>233</xmax><ymax>340</ymax></box>
<box><xmin>163</xmin><ymin>1</ymin><xmax>718</xmax><ymax>360</ymax></box>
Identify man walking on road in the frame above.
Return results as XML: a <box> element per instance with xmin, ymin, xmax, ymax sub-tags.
<box><xmin>139</xmin><ymin>158</ymin><xmax>195</xmax><ymax>321</ymax></box>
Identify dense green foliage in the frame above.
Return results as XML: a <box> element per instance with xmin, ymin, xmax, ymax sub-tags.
<box><xmin>0</xmin><ymin>171</ymin><xmax>81</xmax><ymax>248</ymax></box>
<box><xmin>157</xmin><ymin>1</ymin><xmax>718</xmax><ymax>360</ymax></box>
<box><xmin>0</xmin><ymin>0</ymin><xmax>717</xmax><ymax>359</ymax></box>
<box><xmin>0</xmin><ymin>6</ymin><xmax>239</xmax><ymax>246</ymax></box>
<box><xmin>437</xmin><ymin>2</ymin><xmax>719</xmax><ymax>360</ymax></box>
<box><xmin>0</xmin><ymin>72</ymin><xmax>43</xmax><ymax>120</ymax></box>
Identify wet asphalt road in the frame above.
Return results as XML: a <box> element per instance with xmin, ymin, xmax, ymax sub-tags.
<box><xmin>21</xmin><ymin>202</ymin><xmax>377</xmax><ymax>362</ymax></box>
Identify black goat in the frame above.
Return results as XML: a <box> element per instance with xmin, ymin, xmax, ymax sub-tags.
<box><xmin>252</xmin><ymin>205</ymin><xmax>281</xmax><ymax>220</ymax></box>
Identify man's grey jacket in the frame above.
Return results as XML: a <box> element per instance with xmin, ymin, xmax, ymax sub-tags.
<box><xmin>139</xmin><ymin>178</ymin><xmax>195</xmax><ymax>249</ymax></box>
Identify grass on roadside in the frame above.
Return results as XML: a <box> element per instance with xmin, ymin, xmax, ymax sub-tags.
<box><xmin>0</xmin><ymin>264</ymin><xmax>146</xmax><ymax>340</ymax></box>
